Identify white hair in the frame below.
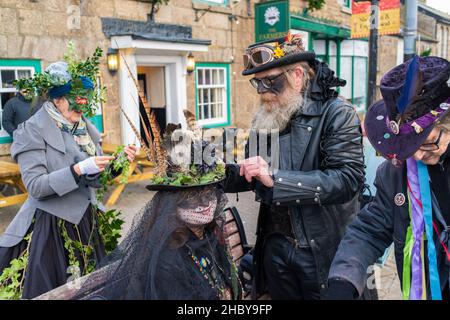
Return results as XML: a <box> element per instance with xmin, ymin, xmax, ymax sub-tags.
<box><xmin>251</xmin><ymin>91</ymin><xmax>305</xmax><ymax>131</ymax></box>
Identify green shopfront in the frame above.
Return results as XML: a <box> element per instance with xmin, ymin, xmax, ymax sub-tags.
<box><xmin>255</xmin><ymin>1</ymin><xmax>369</xmax><ymax>113</ymax></box>
<box><xmin>291</xmin><ymin>14</ymin><xmax>369</xmax><ymax>113</ymax></box>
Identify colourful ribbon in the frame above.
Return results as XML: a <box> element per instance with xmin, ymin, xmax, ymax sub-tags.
<box><xmin>417</xmin><ymin>160</ymin><xmax>442</xmax><ymax>300</ymax></box>
<box><xmin>406</xmin><ymin>158</ymin><xmax>425</xmax><ymax>300</ymax></box>
<box><xmin>402</xmin><ymin>193</ymin><xmax>413</xmax><ymax>300</ymax></box>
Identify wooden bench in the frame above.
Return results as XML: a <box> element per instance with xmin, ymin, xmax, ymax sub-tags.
<box><xmin>35</xmin><ymin>206</ymin><xmax>252</xmax><ymax>300</ymax></box>
<box><xmin>101</xmin><ymin>143</ymin><xmax>155</xmax><ymax>206</ymax></box>
<box><xmin>0</xmin><ymin>161</ymin><xmax>27</xmax><ymax>208</ymax></box>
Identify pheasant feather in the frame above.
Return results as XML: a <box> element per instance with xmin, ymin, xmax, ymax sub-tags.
<box><xmin>130</xmin><ymin>94</ymin><xmax>155</xmax><ymax>162</ymax></box>
<box><xmin>119</xmin><ymin>106</ymin><xmax>153</xmax><ymax>162</ymax></box>
<box><xmin>116</xmin><ymin>47</ymin><xmax>166</xmax><ymax>175</ymax></box>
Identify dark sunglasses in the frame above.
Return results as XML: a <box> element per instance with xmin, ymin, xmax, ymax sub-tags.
<box><xmin>419</xmin><ymin>129</ymin><xmax>444</xmax><ymax>151</ymax></box>
<box><xmin>249</xmin><ymin>69</ymin><xmax>294</xmax><ymax>91</ymax></box>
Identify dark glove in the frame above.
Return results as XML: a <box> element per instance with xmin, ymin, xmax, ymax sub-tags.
<box><xmin>324</xmin><ymin>278</ymin><xmax>358</xmax><ymax>300</ymax></box>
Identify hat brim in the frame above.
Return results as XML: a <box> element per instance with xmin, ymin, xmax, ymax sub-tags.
<box><xmin>365</xmin><ymin>100</ymin><xmax>450</xmax><ymax>161</ymax></box>
<box><xmin>145</xmin><ymin>178</ymin><xmax>225</xmax><ymax>192</ymax></box>
<box><xmin>242</xmin><ymin>51</ymin><xmax>316</xmax><ymax>76</ymax></box>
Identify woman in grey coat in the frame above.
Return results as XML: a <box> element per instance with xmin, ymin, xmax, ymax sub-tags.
<box><xmin>0</xmin><ymin>61</ymin><xmax>136</xmax><ymax>299</ymax></box>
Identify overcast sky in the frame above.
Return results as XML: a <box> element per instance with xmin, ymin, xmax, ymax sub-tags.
<box><xmin>427</xmin><ymin>0</ymin><xmax>450</xmax><ymax>15</ymax></box>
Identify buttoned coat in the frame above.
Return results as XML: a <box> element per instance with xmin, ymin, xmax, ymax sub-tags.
<box><xmin>224</xmin><ymin>96</ymin><xmax>365</xmax><ymax>297</ymax></box>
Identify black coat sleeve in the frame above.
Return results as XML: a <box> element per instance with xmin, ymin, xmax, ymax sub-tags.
<box><xmin>272</xmin><ymin>104</ymin><xmax>365</xmax><ymax>206</ymax></box>
<box><xmin>328</xmin><ymin>162</ymin><xmax>395</xmax><ymax>297</ymax></box>
<box><xmin>222</xmin><ymin>164</ymin><xmax>254</xmax><ymax>193</ymax></box>
<box><xmin>2</xmin><ymin>100</ymin><xmax>16</xmax><ymax>136</ymax></box>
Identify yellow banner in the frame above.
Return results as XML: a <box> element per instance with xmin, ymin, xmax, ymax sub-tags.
<box><xmin>351</xmin><ymin>0</ymin><xmax>400</xmax><ymax>39</ymax></box>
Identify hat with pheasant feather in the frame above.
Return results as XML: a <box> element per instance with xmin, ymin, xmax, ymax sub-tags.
<box><xmin>145</xmin><ymin>110</ymin><xmax>225</xmax><ymax>191</ymax></box>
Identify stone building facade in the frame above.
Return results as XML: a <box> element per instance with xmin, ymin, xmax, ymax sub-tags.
<box><xmin>0</xmin><ymin>0</ymin><xmax>259</xmax><ymax>156</ymax></box>
<box><xmin>0</xmin><ymin>0</ymin><xmax>449</xmax><ymax>157</ymax></box>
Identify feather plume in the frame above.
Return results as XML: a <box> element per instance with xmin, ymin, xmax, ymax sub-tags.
<box><xmin>397</xmin><ymin>55</ymin><xmax>423</xmax><ymax>122</ymax></box>
<box><xmin>119</xmin><ymin>106</ymin><xmax>153</xmax><ymax>161</ymax></box>
<box><xmin>183</xmin><ymin>109</ymin><xmax>202</xmax><ymax>140</ymax></box>
<box><xmin>116</xmin><ymin>46</ymin><xmax>166</xmax><ymax>175</ymax></box>
<box><xmin>130</xmin><ymin>94</ymin><xmax>155</xmax><ymax>162</ymax></box>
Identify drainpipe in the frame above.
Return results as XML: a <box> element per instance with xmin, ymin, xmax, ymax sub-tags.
<box><xmin>404</xmin><ymin>0</ymin><xmax>418</xmax><ymax>61</ymax></box>
<box><xmin>367</xmin><ymin>0</ymin><xmax>379</xmax><ymax>109</ymax></box>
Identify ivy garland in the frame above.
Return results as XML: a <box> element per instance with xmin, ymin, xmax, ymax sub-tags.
<box><xmin>59</xmin><ymin>145</ymin><xmax>130</xmax><ymax>272</ymax></box>
<box><xmin>93</xmin><ymin>145</ymin><xmax>129</xmax><ymax>253</ymax></box>
<box><xmin>0</xmin><ymin>233</ymin><xmax>32</xmax><ymax>300</ymax></box>
<box><xmin>0</xmin><ymin>146</ymin><xmax>130</xmax><ymax>300</ymax></box>
<box><xmin>97</xmin><ymin>145</ymin><xmax>131</xmax><ymax>201</ymax></box>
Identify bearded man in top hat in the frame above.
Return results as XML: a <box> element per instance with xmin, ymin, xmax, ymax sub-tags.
<box><xmin>327</xmin><ymin>55</ymin><xmax>450</xmax><ymax>300</ymax></box>
<box><xmin>223</xmin><ymin>34</ymin><xmax>365</xmax><ymax>300</ymax></box>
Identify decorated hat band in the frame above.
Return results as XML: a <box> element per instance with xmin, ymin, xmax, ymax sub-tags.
<box><xmin>242</xmin><ymin>32</ymin><xmax>316</xmax><ymax>75</ymax></box>
<box><xmin>386</xmin><ymin>101</ymin><xmax>450</xmax><ymax>135</ymax></box>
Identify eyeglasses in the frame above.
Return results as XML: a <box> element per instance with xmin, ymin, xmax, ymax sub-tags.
<box><xmin>419</xmin><ymin>129</ymin><xmax>443</xmax><ymax>151</ymax></box>
<box><xmin>249</xmin><ymin>69</ymin><xmax>294</xmax><ymax>91</ymax></box>
<box><xmin>243</xmin><ymin>43</ymin><xmax>279</xmax><ymax>70</ymax></box>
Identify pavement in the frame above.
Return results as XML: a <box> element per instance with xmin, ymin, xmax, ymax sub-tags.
<box><xmin>0</xmin><ymin>181</ymin><xmax>402</xmax><ymax>299</ymax></box>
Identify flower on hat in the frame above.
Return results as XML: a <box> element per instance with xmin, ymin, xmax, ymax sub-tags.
<box><xmin>284</xmin><ymin>32</ymin><xmax>293</xmax><ymax>43</ymax></box>
<box><xmin>273</xmin><ymin>45</ymin><xmax>285</xmax><ymax>59</ymax></box>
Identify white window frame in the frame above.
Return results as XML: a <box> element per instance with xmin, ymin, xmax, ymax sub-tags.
<box><xmin>195</xmin><ymin>65</ymin><xmax>229</xmax><ymax>127</ymax></box>
<box><xmin>0</xmin><ymin>66</ymin><xmax>35</xmax><ymax>139</ymax></box>
<box><xmin>195</xmin><ymin>0</ymin><xmax>228</xmax><ymax>6</ymax></box>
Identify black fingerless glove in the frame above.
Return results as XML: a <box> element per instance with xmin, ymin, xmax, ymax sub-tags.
<box><xmin>324</xmin><ymin>278</ymin><xmax>358</xmax><ymax>300</ymax></box>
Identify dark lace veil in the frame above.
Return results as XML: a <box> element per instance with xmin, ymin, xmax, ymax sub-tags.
<box><xmin>71</xmin><ymin>185</ymin><xmax>239</xmax><ymax>300</ymax></box>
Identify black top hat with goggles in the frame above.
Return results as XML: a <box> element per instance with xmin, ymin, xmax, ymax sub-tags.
<box><xmin>242</xmin><ymin>33</ymin><xmax>316</xmax><ymax>76</ymax></box>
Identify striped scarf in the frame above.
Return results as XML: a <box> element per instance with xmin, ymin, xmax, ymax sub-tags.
<box><xmin>44</xmin><ymin>101</ymin><xmax>96</xmax><ymax>156</ymax></box>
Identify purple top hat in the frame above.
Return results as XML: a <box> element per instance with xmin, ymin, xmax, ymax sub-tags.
<box><xmin>365</xmin><ymin>55</ymin><xmax>450</xmax><ymax>163</ymax></box>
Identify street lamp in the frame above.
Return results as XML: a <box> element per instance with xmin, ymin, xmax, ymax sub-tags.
<box><xmin>107</xmin><ymin>48</ymin><xmax>119</xmax><ymax>74</ymax></box>
<box><xmin>187</xmin><ymin>52</ymin><xmax>195</xmax><ymax>74</ymax></box>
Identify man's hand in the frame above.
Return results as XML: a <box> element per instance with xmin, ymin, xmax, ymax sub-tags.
<box><xmin>238</xmin><ymin>156</ymin><xmax>274</xmax><ymax>188</ymax></box>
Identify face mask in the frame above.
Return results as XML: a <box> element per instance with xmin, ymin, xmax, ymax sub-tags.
<box><xmin>67</xmin><ymin>90</ymin><xmax>90</xmax><ymax>112</ymax></box>
<box><xmin>66</xmin><ymin>77</ymin><xmax>96</xmax><ymax>115</ymax></box>
<box><xmin>177</xmin><ymin>189</ymin><xmax>218</xmax><ymax>226</ymax></box>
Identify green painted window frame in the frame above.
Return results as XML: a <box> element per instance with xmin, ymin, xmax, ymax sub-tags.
<box><xmin>349</xmin><ymin>55</ymin><xmax>368</xmax><ymax>113</ymax></box>
<box><xmin>0</xmin><ymin>59</ymin><xmax>41</xmax><ymax>144</ymax></box>
<box><xmin>343</xmin><ymin>0</ymin><xmax>352</xmax><ymax>9</ymax></box>
<box><xmin>310</xmin><ymin>38</ymin><xmax>368</xmax><ymax>111</ymax></box>
<box><xmin>193</xmin><ymin>0</ymin><xmax>229</xmax><ymax>7</ymax></box>
<box><xmin>194</xmin><ymin>62</ymin><xmax>231</xmax><ymax>128</ymax></box>
<box><xmin>339</xmin><ymin>53</ymin><xmax>368</xmax><ymax>112</ymax></box>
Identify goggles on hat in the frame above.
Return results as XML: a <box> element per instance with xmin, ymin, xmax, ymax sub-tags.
<box><xmin>243</xmin><ymin>43</ymin><xmax>279</xmax><ymax>71</ymax></box>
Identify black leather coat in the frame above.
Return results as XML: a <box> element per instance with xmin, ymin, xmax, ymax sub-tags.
<box><xmin>224</xmin><ymin>95</ymin><xmax>365</xmax><ymax>298</ymax></box>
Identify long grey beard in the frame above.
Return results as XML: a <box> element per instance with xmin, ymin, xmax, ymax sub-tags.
<box><xmin>251</xmin><ymin>94</ymin><xmax>304</xmax><ymax>131</ymax></box>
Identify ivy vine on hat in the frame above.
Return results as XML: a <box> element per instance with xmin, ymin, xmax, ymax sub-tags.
<box><xmin>146</xmin><ymin>110</ymin><xmax>225</xmax><ymax>191</ymax></box>
<box><xmin>14</xmin><ymin>42</ymin><xmax>105</xmax><ymax>118</ymax></box>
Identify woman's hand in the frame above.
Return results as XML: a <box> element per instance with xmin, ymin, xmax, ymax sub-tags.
<box><xmin>124</xmin><ymin>145</ymin><xmax>138</xmax><ymax>163</ymax></box>
<box><xmin>74</xmin><ymin>156</ymin><xmax>115</xmax><ymax>176</ymax></box>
